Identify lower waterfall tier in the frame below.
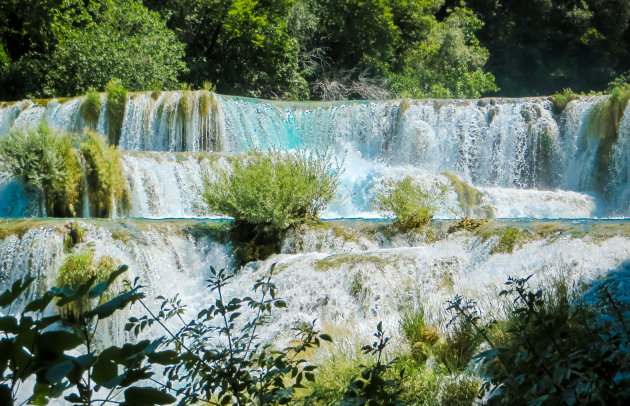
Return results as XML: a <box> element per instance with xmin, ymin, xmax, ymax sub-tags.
<box><xmin>1</xmin><ymin>218</ymin><xmax>629</xmax><ymax>344</ymax></box>
<box><xmin>0</xmin><ymin>150</ymin><xmax>608</xmax><ymax>219</ymax></box>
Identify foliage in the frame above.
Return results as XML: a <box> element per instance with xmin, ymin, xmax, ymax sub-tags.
<box><xmin>373</xmin><ymin>176</ymin><xmax>447</xmax><ymax>231</ymax></box>
<box><xmin>80</xmin><ymin>131</ymin><xmax>131</xmax><ymax>218</ymax></box>
<box><xmin>338</xmin><ymin>322</ymin><xmax>403</xmax><ymax>405</ymax></box>
<box><xmin>80</xmin><ymin>89</ymin><xmax>102</xmax><ymax>129</ymax></box>
<box><xmin>550</xmin><ymin>88</ymin><xmax>580</xmax><ymax>115</ymax></box>
<box><xmin>204</xmin><ymin>150</ymin><xmax>341</xmax><ymax>230</ymax></box>
<box><xmin>297</xmin><ymin>0</ymin><xmax>496</xmax><ymax>99</ymax></box>
<box><xmin>105</xmin><ymin>79</ymin><xmax>127</xmax><ymax>146</ymax></box>
<box><xmin>0</xmin><ymin>0</ymin><xmax>185</xmax><ymax>99</ymax></box>
<box><xmin>144</xmin><ymin>0</ymin><xmax>307</xmax><ymax>99</ymax></box>
<box><xmin>450</xmin><ymin>275</ymin><xmax>630</xmax><ymax>404</ymax></box>
<box><xmin>0</xmin><ymin>124</ymin><xmax>83</xmax><ymax>217</ymax></box>
<box><xmin>128</xmin><ymin>265</ymin><xmax>331</xmax><ymax>405</ymax></box>
<box><xmin>466</xmin><ymin>0</ymin><xmax>630</xmax><ymax>96</ymax></box>
<box><xmin>492</xmin><ymin>227</ymin><xmax>528</xmax><ymax>254</ymax></box>
<box><xmin>55</xmin><ymin>250</ymin><xmax>120</xmax><ymax>321</ymax></box>
<box><xmin>0</xmin><ymin>269</ymin><xmax>174</xmax><ymax>406</ymax></box>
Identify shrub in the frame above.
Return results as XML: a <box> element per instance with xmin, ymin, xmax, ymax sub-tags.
<box><xmin>492</xmin><ymin>227</ymin><xmax>528</xmax><ymax>254</ymax></box>
<box><xmin>373</xmin><ymin>176</ymin><xmax>447</xmax><ymax>231</ymax></box>
<box><xmin>0</xmin><ymin>124</ymin><xmax>83</xmax><ymax>217</ymax></box>
<box><xmin>80</xmin><ymin>131</ymin><xmax>131</xmax><ymax>218</ymax></box>
<box><xmin>106</xmin><ymin>79</ymin><xmax>127</xmax><ymax>146</ymax></box>
<box><xmin>55</xmin><ymin>250</ymin><xmax>119</xmax><ymax>321</ymax></box>
<box><xmin>550</xmin><ymin>88</ymin><xmax>580</xmax><ymax>115</ymax></box>
<box><xmin>204</xmin><ymin>150</ymin><xmax>341</xmax><ymax>230</ymax></box>
<box><xmin>450</xmin><ymin>276</ymin><xmax>630</xmax><ymax>405</ymax></box>
<box><xmin>80</xmin><ymin>89</ymin><xmax>102</xmax><ymax>129</ymax></box>
<box><xmin>0</xmin><ymin>270</ymin><xmax>171</xmax><ymax>405</ymax></box>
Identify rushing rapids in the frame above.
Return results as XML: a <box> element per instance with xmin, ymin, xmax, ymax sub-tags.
<box><xmin>0</xmin><ymin>91</ymin><xmax>629</xmax><ymax>350</ymax></box>
<box><xmin>0</xmin><ymin>91</ymin><xmax>628</xmax><ymax>218</ymax></box>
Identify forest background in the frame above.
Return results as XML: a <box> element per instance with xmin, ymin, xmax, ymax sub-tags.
<box><xmin>1</xmin><ymin>0</ymin><xmax>629</xmax><ymax>102</ymax></box>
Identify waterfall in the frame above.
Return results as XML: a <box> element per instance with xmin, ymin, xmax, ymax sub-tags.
<box><xmin>2</xmin><ymin>92</ymin><xmax>627</xmax><ymax>217</ymax></box>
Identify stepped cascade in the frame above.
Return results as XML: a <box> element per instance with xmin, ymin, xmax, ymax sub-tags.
<box><xmin>0</xmin><ymin>92</ymin><xmax>629</xmax><ymax>404</ymax></box>
<box><xmin>1</xmin><ymin>91</ymin><xmax>629</xmax><ymax>218</ymax></box>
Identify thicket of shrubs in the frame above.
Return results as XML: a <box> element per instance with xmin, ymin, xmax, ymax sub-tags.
<box><xmin>203</xmin><ymin>150</ymin><xmax>341</xmax><ymax>263</ymax></box>
<box><xmin>0</xmin><ymin>125</ymin><xmax>130</xmax><ymax>218</ymax></box>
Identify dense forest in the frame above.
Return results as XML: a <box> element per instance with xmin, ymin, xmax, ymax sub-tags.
<box><xmin>0</xmin><ymin>0</ymin><xmax>629</xmax><ymax>100</ymax></box>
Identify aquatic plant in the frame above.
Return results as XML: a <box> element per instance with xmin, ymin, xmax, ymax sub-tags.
<box><xmin>442</xmin><ymin>172</ymin><xmax>485</xmax><ymax>216</ymax></box>
<box><xmin>80</xmin><ymin>89</ymin><xmax>101</xmax><ymax>129</ymax></box>
<box><xmin>80</xmin><ymin>131</ymin><xmax>131</xmax><ymax>217</ymax></box>
<box><xmin>106</xmin><ymin>79</ymin><xmax>127</xmax><ymax>146</ymax></box>
<box><xmin>492</xmin><ymin>227</ymin><xmax>528</xmax><ymax>254</ymax></box>
<box><xmin>587</xmin><ymin>85</ymin><xmax>630</xmax><ymax>194</ymax></box>
<box><xmin>550</xmin><ymin>88</ymin><xmax>580</xmax><ymax>115</ymax></box>
<box><xmin>450</xmin><ymin>275</ymin><xmax>630</xmax><ymax>404</ymax></box>
<box><xmin>0</xmin><ymin>124</ymin><xmax>83</xmax><ymax>217</ymax></box>
<box><xmin>373</xmin><ymin>176</ymin><xmax>447</xmax><ymax>231</ymax></box>
<box><xmin>55</xmin><ymin>250</ymin><xmax>119</xmax><ymax>320</ymax></box>
<box><xmin>204</xmin><ymin>150</ymin><xmax>341</xmax><ymax>229</ymax></box>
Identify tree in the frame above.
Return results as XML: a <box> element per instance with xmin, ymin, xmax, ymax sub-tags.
<box><xmin>0</xmin><ymin>0</ymin><xmax>185</xmax><ymax>99</ymax></box>
<box><xmin>464</xmin><ymin>0</ymin><xmax>630</xmax><ymax>95</ymax></box>
<box><xmin>145</xmin><ymin>0</ymin><xmax>308</xmax><ymax>99</ymax></box>
<box><xmin>293</xmin><ymin>0</ymin><xmax>497</xmax><ymax>99</ymax></box>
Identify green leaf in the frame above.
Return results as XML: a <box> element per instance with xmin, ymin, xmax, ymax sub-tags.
<box><xmin>86</xmin><ymin>289</ymin><xmax>140</xmax><ymax>319</ymax></box>
<box><xmin>89</xmin><ymin>265</ymin><xmax>128</xmax><ymax>298</ymax></box>
<box><xmin>148</xmin><ymin>350</ymin><xmax>179</xmax><ymax>365</ymax></box>
<box><xmin>45</xmin><ymin>359</ymin><xmax>75</xmax><ymax>383</ymax></box>
<box><xmin>0</xmin><ymin>316</ymin><xmax>19</xmax><ymax>334</ymax></box>
<box><xmin>122</xmin><ymin>387</ymin><xmax>176</xmax><ymax>405</ymax></box>
<box><xmin>0</xmin><ymin>277</ymin><xmax>34</xmax><ymax>307</ymax></box>
<box><xmin>24</xmin><ymin>292</ymin><xmax>55</xmax><ymax>313</ymax></box>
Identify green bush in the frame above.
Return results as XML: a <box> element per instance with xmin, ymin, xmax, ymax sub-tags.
<box><xmin>373</xmin><ymin>176</ymin><xmax>447</xmax><ymax>231</ymax></box>
<box><xmin>0</xmin><ymin>124</ymin><xmax>83</xmax><ymax>217</ymax></box>
<box><xmin>452</xmin><ymin>276</ymin><xmax>630</xmax><ymax>405</ymax></box>
<box><xmin>80</xmin><ymin>89</ymin><xmax>102</xmax><ymax>129</ymax></box>
<box><xmin>106</xmin><ymin>79</ymin><xmax>127</xmax><ymax>146</ymax></box>
<box><xmin>204</xmin><ymin>150</ymin><xmax>341</xmax><ymax>230</ymax></box>
<box><xmin>492</xmin><ymin>227</ymin><xmax>528</xmax><ymax>254</ymax></box>
<box><xmin>80</xmin><ymin>131</ymin><xmax>131</xmax><ymax>218</ymax></box>
<box><xmin>55</xmin><ymin>250</ymin><xmax>119</xmax><ymax>321</ymax></box>
<box><xmin>550</xmin><ymin>88</ymin><xmax>580</xmax><ymax>115</ymax></box>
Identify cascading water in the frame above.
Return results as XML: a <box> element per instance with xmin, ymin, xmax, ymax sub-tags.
<box><xmin>1</xmin><ymin>90</ymin><xmax>629</xmax><ymax>402</ymax></box>
<box><xmin>1</xmin><ymin>91</ymin><xmax>627</xmax><ymax>217</ymax></box>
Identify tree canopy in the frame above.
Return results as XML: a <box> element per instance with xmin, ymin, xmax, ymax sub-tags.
<box><xmin>1</xmin><ymin>0</ymin><xmax>629</xmax><ymax>100</ymax></box>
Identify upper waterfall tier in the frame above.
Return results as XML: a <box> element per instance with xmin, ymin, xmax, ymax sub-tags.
<box><xmin>1</xmin><ymin>91</ymin><xmax>629</xmax><ymax>217</ymax></box>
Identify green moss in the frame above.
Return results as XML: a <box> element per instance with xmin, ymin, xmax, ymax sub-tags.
<box><xmin>106</xmin><ymin>79</ymin><xmax>127</xmax><ymax>146</ymax></box>
<box><xmin>492</xmin><ymin>227</ymin><xmax>529</xmax><ymax>254</ymax></box>
<box><xmin>399</xmin><ymin>98</ymin><xmax>411</xmax><ymax>116</ymax></box>
<box><xmin>177</xmin><ymin>90</ymin><xmax>193</xmax><ymax>149</ymax></box>
<box><xmin>0</xmin><ymin>219</ymin><xmax>44</xmax><ymax>240</ymax></box>
<box><xmin>448</xmin><ymin>217</ymin><xmax>489</xmax><ymax>233</ymax></box>
<box><xmin>314</xmin><ymin>253</ymin><xmax>391</xmax><ymax>272</ymax></box>
<box><xmin>55</xmin><ymin>250</ymin><xmax>119</xmax><ymax>321</ymax></box>
<box><xmin>80</xmin><ymin>89</ymin><xmax>101</xmax><ymax>129</ymax></box>
<box><xmin>63</xmin><ymin>222</ymin><xmax>86</xmax><ymax>253</ymax></box>
<box><xmin>586</xmin><ymin>86</ymin><xmax>630</xmax><ymax>194</ymax></box>
<box><xmin>442</xmin><ymin>172</ymin><xmax>484</xmax><ymax>216</ymax></box>
<box><xmin>550</xmin><ymin>88</ymin><xmax>580</xmax><ymax>115</ymax></box>
<box><xmin>80</xmin><ymin>131</ymin><xmax>131</xmax><ymax>218</ymax></box>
